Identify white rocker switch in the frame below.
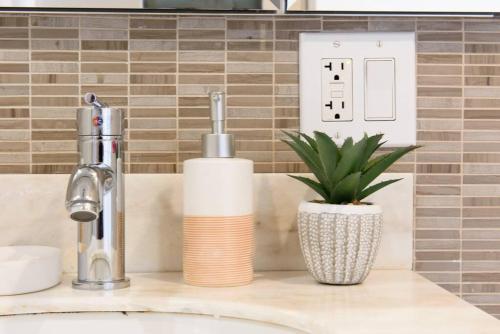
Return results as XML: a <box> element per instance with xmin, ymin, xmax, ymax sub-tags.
<box><xmin>364</xmin><ymin>58</ymin><xmax>396</xmax><ymax>121</ymax></box>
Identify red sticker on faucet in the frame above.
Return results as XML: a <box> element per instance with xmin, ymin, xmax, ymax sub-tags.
<box><xmin>92</xmin><ymin>116</ymin><xmax>102</xmax><ymax>126</ymax></box>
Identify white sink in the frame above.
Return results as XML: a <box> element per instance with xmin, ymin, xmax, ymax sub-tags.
<box><xmin>0</xmin><ymin>246</ymin><xmax>61</xmax><ymax>295</ymax></box>
<box><xmin>0</xmin><ymin>312</ymin><xmax>305</xmax><ymax>334</ymax></box>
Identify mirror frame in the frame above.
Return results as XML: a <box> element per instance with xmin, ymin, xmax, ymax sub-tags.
<box><xmin>0</xmin><ymin>0</ymin><xmax>281</xmax><ymax>13</ymax></box>
<box><xmin>286</xmin><ymin>0</ymin><xmax>499</xmax><ymax>16</ymax></box>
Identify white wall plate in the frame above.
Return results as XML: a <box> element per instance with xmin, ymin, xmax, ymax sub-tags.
<box><xmin>300</xmin><ymin>32</ymin><xmax>416</xmax><ymax>147</ymax></box>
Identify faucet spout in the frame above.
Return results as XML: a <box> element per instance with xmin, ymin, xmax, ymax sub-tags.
<box><xmin>66</xmin><ymin>165</ymin><xmax>112</xmax><ymax>223</ymax></box>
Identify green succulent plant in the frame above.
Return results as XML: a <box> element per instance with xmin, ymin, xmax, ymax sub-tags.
<box><xmin>282</xmin><ymin>131</ymin><xmax>419</xmax><ymax>205</ymax></box>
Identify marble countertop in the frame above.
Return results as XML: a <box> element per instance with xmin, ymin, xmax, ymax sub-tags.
<box><xmin>0</xmin><ymin>270</ymin><xmax>499</xmax><ymax>334</ymax></box>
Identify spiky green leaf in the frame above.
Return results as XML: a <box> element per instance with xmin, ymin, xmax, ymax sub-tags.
<box><xmin>299</xmin><ymin>132</ymin><xmax>318</xmax><ymax>152</ymax></box>
<box><xmin>331</xmin><ymin>137</ymin><xmax>367</xmax><ymax>185</ymax></box>
<box><xmin>356</xmin><ymin>134</ymin><xmax>384</xmax><ymax>170</ymax></box>
<box><xmin>360</xmin><ymin>146</ymin><xmax>419</xmax><ymax>190</ymax></box>
<box><xmin>288</xmin><ymin>175</ymin><xmax>329</xmax><ymax>202</ymax></box>
<box><xmin>340</xmin><ymin>137</ymin><xmax>353</xmax><ymax>155</ymax></box>
<box><xmin>314</xmin><ymin>131</ymin><xmax>339</xmax><ymax>189</ymax></box>
<box><xmin>330</xmin><ymin>172</ymin><xmax>361</xmax><ymax>204</ymax></box>
<box><xmin>282</xmin><ymin>131</ymin><xmax>321</xmax><ymax>170</ymax></box>
<box><xmin>282</xmin><ymin>131</ymin><xmax>330</xmax><ymax>188</ymax></box>
<box><xmin>363</xmin><ymin>152</ymin><xmax>390</xmax><ymax>172</ymax></box>
<box><xmin>358</xmin><ymin>178</ymin><xmax>402</xmax><ymax>201</ymax></box>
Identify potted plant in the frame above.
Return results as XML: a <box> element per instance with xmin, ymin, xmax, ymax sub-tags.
<box><xmin>282</xmin><ymin>131</ymin><xmax>418</xmax><ymax>285</ymax></box>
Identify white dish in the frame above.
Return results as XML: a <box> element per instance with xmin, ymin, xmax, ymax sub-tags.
<box><xmin>0</xmin><ymin>246</ymin><xmax>61</xmax><ymax>295</ymax></box>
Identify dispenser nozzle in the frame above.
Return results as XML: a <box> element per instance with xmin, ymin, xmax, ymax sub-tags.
<box><xmin>84</xmin><ymin>92</ymin><xmax>107</xmax><ymax>109</ymax></box>
<box><xmin>202</xmin><ymin>91</ymin><xmax>234</xmax><ymax>158</ymax></box>
<box><xmin>209</xmin><ymin>92</ymin><xmax>225</xmax><ymax>135</ymax></box>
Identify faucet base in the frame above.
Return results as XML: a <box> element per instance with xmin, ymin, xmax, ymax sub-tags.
<box><xmin>72</xmin><ymin>278</ymin><xmax>130</xmax><ymax>290</ymax></box>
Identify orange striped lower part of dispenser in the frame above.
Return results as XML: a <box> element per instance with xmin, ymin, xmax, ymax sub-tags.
<box><xmin>183</xmin><ymin>214</ymin><xmax>255</xmax><ymax>287</ymax></box>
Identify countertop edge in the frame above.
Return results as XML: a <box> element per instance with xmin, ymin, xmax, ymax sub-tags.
<box><xmin>1</xmin><ymin>270</ymin><xmax>500</xmax><ymax>334</ymax></box>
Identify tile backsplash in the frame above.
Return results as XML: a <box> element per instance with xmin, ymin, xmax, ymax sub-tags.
<box><xmin>0</xmin><ymin>12</ymin><xmax>500</xmax><ymax>318</ymax></box>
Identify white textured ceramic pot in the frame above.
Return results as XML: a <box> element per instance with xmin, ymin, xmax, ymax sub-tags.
<box><xmin>297</xmin><ymin>201</ymin><xmax>383</xmax><ymax>285</ymax></box>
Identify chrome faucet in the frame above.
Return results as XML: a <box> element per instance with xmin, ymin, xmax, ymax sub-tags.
<box><xmin>65</xmin><ymin>93</ymin><xmax>129</xmax><ymax>290</ymax></box>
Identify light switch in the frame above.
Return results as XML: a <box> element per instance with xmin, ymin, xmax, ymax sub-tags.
<box><xmin>364</xmin><ymin>58</ymin><xmax>396</xmax><ymax>121</ymax></box>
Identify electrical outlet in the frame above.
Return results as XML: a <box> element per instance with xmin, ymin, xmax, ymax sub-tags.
<box><xmin>321</xmin><ymin>58</ymin><xmax>353</xmax><ymax>122</ymax></box>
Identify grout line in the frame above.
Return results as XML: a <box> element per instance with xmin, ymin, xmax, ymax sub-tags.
<box><xmin>413</xmin><ymin>17</ymin><xmax>418</xmax><ymax>273</ymax></box>
<box><xmin>272</xmin><ymin>15</ymin><xmax>276</xmax><ymax>172</ymax></box>
<box><xmin>175</xmin><ymin>14</ymin><xmax>180</xmax><ymax>173</ymax></box>
<box><xmin>127</xmin><ymin>14</ymin><xmax>131</xmax><ymax>173</ymax></box>
<box><xmin>224</xmin><ymin>15</ymin><xmax>228</xmax><ymax>160</ymax></box>
<box><xmin>74</xmin><ymin>15</ymin><xmax>82</xmax><ymax>175</ymax></box>
<box><xmin>459</xmin><ymin>16</ymin><xmax>465</xmax><ymax>299</ymax></box>
<box><xmin>28</xmin><ymin>13</ymin><xmax>32</xmax><ymax>174</ymax></box>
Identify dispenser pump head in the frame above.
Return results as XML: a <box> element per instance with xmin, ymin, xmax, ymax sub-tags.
<box><xmin>202</xmin><ymin>92</ymin><xmax>235</xmax><ymax>158</ymax></box>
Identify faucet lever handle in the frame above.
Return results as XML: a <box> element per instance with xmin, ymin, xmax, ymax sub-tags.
<box><xmin>84</xmin><ymin>92</ymin><xmax>107</xmax><ymax>109</ymax></box>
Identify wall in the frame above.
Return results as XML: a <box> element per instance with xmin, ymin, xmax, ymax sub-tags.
<box><xmin>0</xmin><ymin>174</ymin><xmax>413</xmax><ymax>273</ymax></box>
<box><xmin>0</xmin><ymin>13</ymin><xmax>498</xmax><ymax>318</ymax></box>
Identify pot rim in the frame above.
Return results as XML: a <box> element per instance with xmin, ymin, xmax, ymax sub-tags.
<box><xmin>298</xmin><ymin>200</ymin><xmax>382</xmax><ymax>215</ymax></box>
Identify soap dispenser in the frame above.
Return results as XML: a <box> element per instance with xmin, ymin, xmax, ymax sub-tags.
<box><xmin>183</xmin><ymin>92</ymin><xmax>254</xmax><ymax>287</ymax></box>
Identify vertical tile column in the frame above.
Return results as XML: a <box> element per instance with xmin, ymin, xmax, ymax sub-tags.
<box><xmin>226</xmin><ymin>16</ymin><xmax>273</xmax><ymax>172</ymax></box>
<box><xmin>177</xmin><ymin>16</ymin><xmax>225</xmax><ymax>169</ymax></box>
<box><xmin>462</xmin><ymin>18</ymin><xmax>500</xmax><ymax>319</ymax></box>
<box><xmin>415</xmin><ymin>19</ymin><xmax>464</xmax><ymax>294</ymax></box>
<box><xmin>30</xmin><ymin>15</ymin><xmax>79</xmax><ymax>173</ymax></box>
<box><xmin>79</xmin><ymin>15</ymin><xmax>129</xmax><ymax>169</ymax></box>
<box><xmin>273</xmin><ymin>16</ymin><xmax>320</xmax><ymax>173</ymax></box>
<box><xmin>129</xmin><ymin>16</ymin><xmax>177</xmax><ymax>173</ymax></box>
<box><xmin>0</xmin><ymin>15</ymin><xmax>29</xmax><ymax>173</ymax></box>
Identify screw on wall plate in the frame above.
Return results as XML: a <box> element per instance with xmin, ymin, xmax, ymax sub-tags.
<box><xmin>333</xmin><ymin>40</ymin><xmax>341</xmax><ymax>48</ymax></box>
<box><xmin>334</xmin><ymin>132</ymin><xmax>341</xmax><ymax>139</ymax></box>
<box><xmin>376</xmin><ymin>40</ymin><xmax>383</xmax><ymax>47</ymax></box>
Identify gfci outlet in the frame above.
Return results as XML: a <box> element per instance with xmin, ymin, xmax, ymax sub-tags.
<box><xmin>299</xmin><ymin>32</ymin><xmax>416</xmax><ymax>147</ymax></box>
<box><xmin>321</xmin><ymin>58</ymin><xmax>353</xmax><ymax>122</ymax></box>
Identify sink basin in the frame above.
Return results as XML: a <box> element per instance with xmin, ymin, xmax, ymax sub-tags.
<box><xmin>0</xmin><ymin>246</ymin><xmax>61</xmax><ymax>295</ymax></box>
<box><xmin>0</xmin><ymin>312</ymin><xmax>304</xmax><ymax>334</ymax></box>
